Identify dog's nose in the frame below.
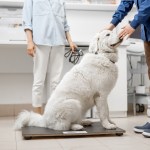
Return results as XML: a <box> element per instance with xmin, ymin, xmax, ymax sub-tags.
<box><xmin>95</xmin><ymin>52</ymin><xmax>98</xmax><ymax>55</ymax></box>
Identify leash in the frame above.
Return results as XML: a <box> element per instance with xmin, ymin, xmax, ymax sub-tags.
<box><xmin>64</xmin><ymin>47</ymin><xmax>84</xmax><ymax>64</ymax></box>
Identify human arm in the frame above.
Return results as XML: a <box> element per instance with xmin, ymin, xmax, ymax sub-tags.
<box><xmin>65</xmin><ymin>32</ymin><xmax>77</xmax><ymax>52</ymax></box>
<box><xmin>105</xmin><ymin>0</ymin><xmax>134</xmax><ymax>33</ymax></box>
<box><xmin>63</xmin><ymin>2</ymin><xmax>77</xmax><ymax>52</ymax></box>
<box><xmin>119</xmin><ymin>0</ymin><xmax>150</xmax><ymax>39</ymax></box>
<box><xmin>116</xmin><ymin>0</ymin><xmax>150</xmax><ymax>39</ymax></box>
<box><xmin>130</xmin><ymin>0</ymin><xmax>150</xmax><ymax>29</ymax></box>
<box><xmin>25</xmin><ymin>29</ymin><xmax>35</xmax><ymax>57</ymax></box>
<box><xmin>111</xmin><ymin>0</ymin><xmax>134</xmax><ymax>27</ymax></box>
<box><xmin>23</xmin><ymin>0</ymin><xmax>35</xmax><ymax>57</ymax></box>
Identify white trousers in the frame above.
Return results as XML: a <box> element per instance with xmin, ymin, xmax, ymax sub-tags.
<box><xmin>32</xmin><ymin>45</ymin><xmax>65</xmax><ymax>107</ymax></box>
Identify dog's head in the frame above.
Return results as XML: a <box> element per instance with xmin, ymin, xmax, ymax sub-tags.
<box><xmin>89</xmin><ymin>30</ymin><xmax>123</xmax><ymax>54</ymax></box>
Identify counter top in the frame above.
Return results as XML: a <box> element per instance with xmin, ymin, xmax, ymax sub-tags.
<box><xmin>0</xmin><ymin>40</ymin><xmax>130</xmax><ymax>47</ymax></box>
<box><xmin>0</xmin><ymin>40</ymin><xmax>26</xmax><ymax>45</ymax></box>
<box><xmin>0</xmin><ymin>40</ymin><xmax>90</xmax><ymax>46</ymax></box>
<box><xmin>0</xmin><ymin>0</ymin><xmax>23</xmax><ymax>7</ymax></box>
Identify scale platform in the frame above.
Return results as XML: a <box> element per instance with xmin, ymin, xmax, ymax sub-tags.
<box><xmin>22</xmin><ymin>122</ymin><xmax>125</xmax><ymax>140</ymax></box>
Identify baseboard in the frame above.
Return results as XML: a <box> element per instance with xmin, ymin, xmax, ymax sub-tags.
<box><xmin>92</xmin><ymin>111</ymin><xmax>127</xmax><ymax>118</ymax></box>
<box><xmin>91</xmin><ymin>106</ymin><xmax>127</xmax><ymax>118</ymax></box>
<box><xmin>0</xmin><ymin>104</ymin><xmax>127</xmax><ymax>118</ymax></box>
<box><xmin>0</xmin><ymin>104</ymin><xmax>33</xmax><ymax>117</ymax></box>
<box><xmin>109</xmin><ymin>111</ymin><xmax>127</xmax><ymax>118</ymax></box>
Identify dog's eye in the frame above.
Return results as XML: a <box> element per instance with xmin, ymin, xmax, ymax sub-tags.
<box><xmin>106</xmin><ymin>34</ymin><xmax>110</xmax><ymax>36</ymax></box>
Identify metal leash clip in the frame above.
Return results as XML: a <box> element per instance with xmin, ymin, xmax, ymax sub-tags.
<box><xmin>64</xmin><ymin>47</ymin><xmax>84</xmax><ymax>64</ymax></box>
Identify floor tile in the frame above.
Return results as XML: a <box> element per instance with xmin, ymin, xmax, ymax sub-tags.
<box><xmin>0</xmin><ymin>141</ymin><xmax>16</xmax><ymax>150</ymax></box>
<box><xmin>57</xmin><ymin>137</ymin><xmax>110</xmax><ymax>150</ymax></box>
<box><xmin>16</xmin><ymin>139</ymin><xmax>63</xmax><ymax>149</ymax></box>
<box><xmin>0</xmin><ymin>117</ymin><xmax>16</xmax><ymax>141</ymax></box>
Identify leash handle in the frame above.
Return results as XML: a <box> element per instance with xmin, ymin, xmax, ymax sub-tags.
<box><xmin>64</xmin><ymin>47</ymin><xmax>84</xmax><ymax>65</ymax></box>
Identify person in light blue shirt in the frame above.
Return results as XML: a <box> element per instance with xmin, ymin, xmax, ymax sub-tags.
<box><xmin>105</xmin><ymin>0</ymin><xmax>150</xmax><ymax>138</ymax></box>
<box><xmin>23</xmin><ymin>0</ymin><xmax>77</xmax><ymax>114</ymax></box>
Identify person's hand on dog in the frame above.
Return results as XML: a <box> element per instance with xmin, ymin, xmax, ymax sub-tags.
<box><xmin>27</xmin><ymin>41</ymin><xmax>36</xmax><ymax>57</ymax></box>
<box><xmin>119</xmin><ymin>24</ymin><xmax>135</xmax><ymax>39</ymax></box>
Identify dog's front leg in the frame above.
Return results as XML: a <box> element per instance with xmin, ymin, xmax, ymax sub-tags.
<box><xmin>105</xmin><ymin>101</ymin><xmax>116</xmax><ymax>126</ymax></box>
<box><xmin>95</xmin><ymin>95</ymin><xmax>116</xmax><ymax>129</ymax></box>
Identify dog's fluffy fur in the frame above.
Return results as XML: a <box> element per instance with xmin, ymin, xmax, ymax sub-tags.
<box><xmin>15</xmin><ymin>30</ymin><xmax>122</xmax><ymax>131</ymax></box>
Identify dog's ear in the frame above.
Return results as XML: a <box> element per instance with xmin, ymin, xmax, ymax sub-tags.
<box><xmin>89</xmin><ymin>33</ymin><xmax>100</xmax><ymax>54</ymax></box>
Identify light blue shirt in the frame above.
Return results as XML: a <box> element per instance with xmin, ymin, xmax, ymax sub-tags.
<box><xmin>23</xmin><ymin>0</ymin><xmax>70</xmax><ymax>46</ymax></box>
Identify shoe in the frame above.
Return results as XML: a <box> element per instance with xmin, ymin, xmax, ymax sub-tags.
<box><xmin>134</xmin><ymin>122</ymin><xmax>150</xmax><ymax>133</ymax></box>
<box><xmin>142</xmin><ymin>129</ymin><xmax>150</xmax><ymax>138</ymax></box>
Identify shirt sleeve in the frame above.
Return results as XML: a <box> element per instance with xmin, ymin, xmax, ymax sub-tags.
<box><xmin>63</xmin><ymin>2</ymin><xmax>70</xmax><ymax>32</ymax></box>
<box><xmin>130</xmin><ymin>0</ymin><xmax>150</xmax><ymax>29</ymax></box>
<box><xmin>22</xmin><ymin>0</ymin><xmax>33</xmax><ymax>31</ymax></box>
<box><xmin>111</xmin><ymin>0</ymin><xmax>134</xmax><ymax>26</ymax></box>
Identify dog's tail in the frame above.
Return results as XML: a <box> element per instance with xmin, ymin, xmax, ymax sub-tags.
<box><xmin>14</xmin><ymin>110</ymin><xmax>46</xmax><ymax>130</ymax></box>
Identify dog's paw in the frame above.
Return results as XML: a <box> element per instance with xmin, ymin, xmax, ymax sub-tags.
<box><xmin>102</xmin><ymin>123</ymin><xmax>117</xmax><ymax>130</ymax></box>
<box><xmin>108</xmin><ymin>119</ymin><xmax>116</xmax><ymax>126</ymax></box>
<box><xmin>81</xmin><ymin>120</ymin><xmax>93</xmax><ymax>126</ymax></box>
<box><xmin>71</xmin><ymin>124</ymin><xmax>84</xmax><ymax>131</ymax></box>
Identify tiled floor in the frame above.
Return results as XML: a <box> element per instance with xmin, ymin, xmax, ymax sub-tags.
<box><xmin>0</xmin><ymin>115</ymin><xmax>150</xmax><ymax>150</ymax></box>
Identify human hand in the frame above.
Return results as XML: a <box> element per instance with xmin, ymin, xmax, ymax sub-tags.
<box><xmin>27</xmin><ymin>41</ymin><xmax>36</xmax><ymax>57</ymax></box>
<box><xmin>69</xmin><ymin>42</ymin><xmax>78</xmax><ymax>53</ymax></box>
<box><xmin>119</xmin><ymin>24</ymin><xmax>135</xmax><ymax>39</ymax></box>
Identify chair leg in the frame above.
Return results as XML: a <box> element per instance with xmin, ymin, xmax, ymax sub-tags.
<box><xmin>133</xmin><ymin>93</ymin><xmax>136</xmax><ymax>116</ymax></box>
<box><xmin>90</xmin><ymin>108</ymin><xmax>93</xmax><ymax>118</ymax></box>
<box><xmin>147</xmin><ymin>97</ymin><xmax>150</xmax><ymax>117</ymax></box>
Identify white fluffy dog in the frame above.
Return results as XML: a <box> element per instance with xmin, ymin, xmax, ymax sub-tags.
<box><xmin>15</xmin><ymin>30</ymin><xmax>123</xmax><ymax>131</ymax></box>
